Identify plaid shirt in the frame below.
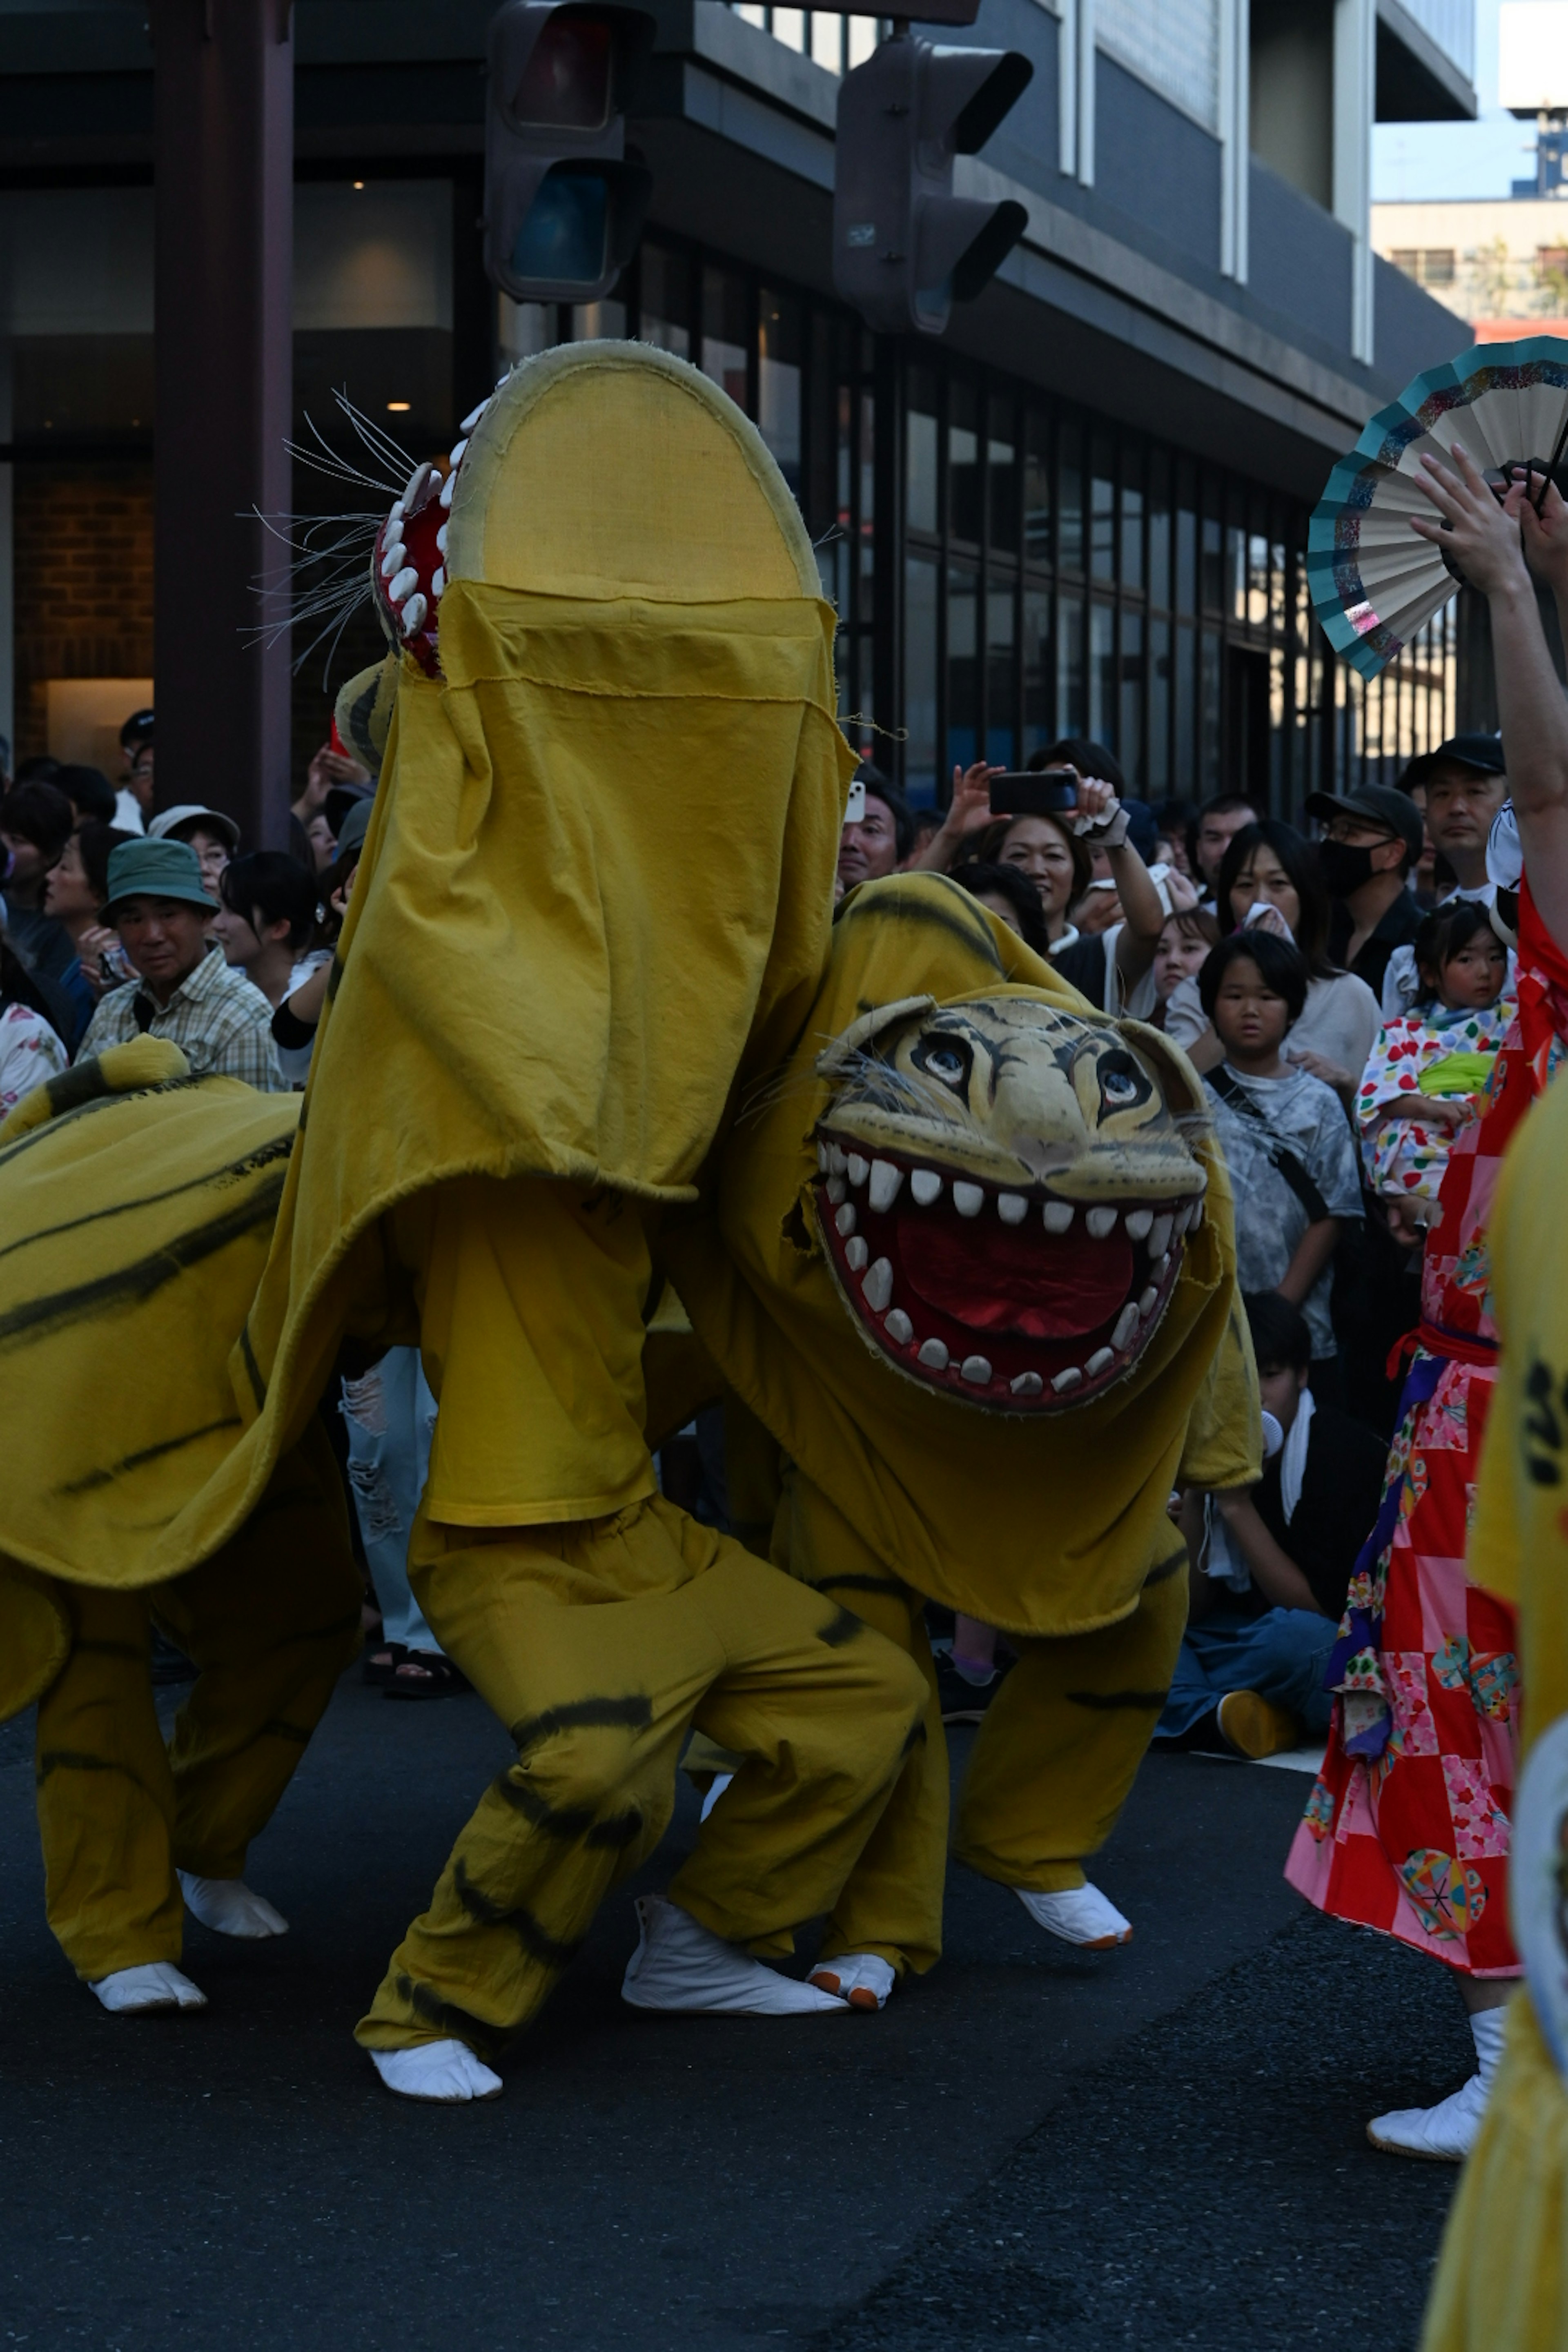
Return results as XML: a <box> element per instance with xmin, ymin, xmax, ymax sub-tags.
<box><xmin>80</xmin><ymin>948</ymin><xmax>286</xmax><ymax>1092</ymax></box>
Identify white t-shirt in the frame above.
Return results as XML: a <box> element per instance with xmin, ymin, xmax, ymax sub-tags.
<box><xmin>274</xmin><ymin>949</ymin><xmax>332</xmax><ymax>1086</ymax></box>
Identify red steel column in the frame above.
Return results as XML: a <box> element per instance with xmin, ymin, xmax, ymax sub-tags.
<box><xmin>151</xmin><ymin>0</ymin><xmax>294</xmax><ymax>849</ymax></box>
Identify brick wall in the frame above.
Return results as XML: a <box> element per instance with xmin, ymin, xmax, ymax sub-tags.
<box><xmin>13</xmin><ymin>461</ymin><xmax>156</xmax><ymax>764</ymax></box>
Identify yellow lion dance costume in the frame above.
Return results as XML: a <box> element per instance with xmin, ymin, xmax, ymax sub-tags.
<box><xmin>0</xmin><ymin>344</ymin><xmax>931</xmax><ymax>2082</ymax></box>
<box><xmin>663</xmin><ymin>871</ymin><xmax>1261</xmax><ymax>1998</ymax></box>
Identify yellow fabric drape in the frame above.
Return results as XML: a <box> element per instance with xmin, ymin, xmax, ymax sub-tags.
<box><xmin>664</xmin><ymin>873</ymin><xmax>1258</xmax><ymax>1638</ymax></box>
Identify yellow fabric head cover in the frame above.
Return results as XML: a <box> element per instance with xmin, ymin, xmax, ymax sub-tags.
<box><xmin>0</xmin><ymin>342</ymin><xmax>851</xmax><ymax>1592</ymax></box>
<box><xmin>665</xmin><ymin>873</ymin><xmax>1259</xmax><ymax>1636</ymax></box>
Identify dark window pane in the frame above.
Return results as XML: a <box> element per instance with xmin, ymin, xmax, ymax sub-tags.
<box><xmin>638</xmin><ymin>242</ymin><xmax>691</xmax><ymax>357</ymax></box>
<box><xmin>1176</xmin><ymin>619</ymin><xmax>1195</xmax><ymax>789</ymax></box>
<box><xmin>1200</xmin><ymin>489</ymin><xmax>1223</xmax><ymax>613</ymax></box>
<box><xmin>1147</xmin><ymin>450</ymin><xmax>1171</xmax><ymax>611</ymax></box>
<box><xmin>905</xmin><ymin>553</ymin><xmax>940</xmax><ymax>801</ymax></box>
<box><xmin>859</xmin><ymin>388</ymin><xmax>875</xmax><ymax>621</ymax></box>
<box><xmin>1200</xmin><ymin>630</ymin><xmax>1223</xmax><ymax>789</ymax></box>
<box><xmin>1090</xmin><ymin>432</ymin><xmax>1115</xmax><ymax>582</ymax></box>
<box><xmin>805</xmin><ymin>310</ymin><xmax>835</xmax><ymax>537</ymax></box>
<box><xmin>1120</xmin><ymin>445</ymin><xmax>1144</xmax><ymax>594</ymax></box>
<box><xmin>987</xmin><ymin>393</ymin><xmax>1018</xmax><ymax>556</ymax></box>
<box><xmin>949</xmin><ymin>564</ymin><xmax>979</xmax><ymax>773</ymax></box>
<box><xmin>757</xmin><ymin>287</ymin><xmax>801</xmax><ymax>494</ymax></box>
<box><xmin>1024</xmin><ymin>410</ymin><xmax>1051</xmax><ymax>567</ymax></box>
<box><xmin>908</xmin><ymin>363</ymin><xmax>939</xmax><ymax>537</ymax></box>
<box><xmin>1088</xmin><ymin>601</ymin><xmax>1115</xmax><ymax>743</ymax></box>
<box><xmin>1226</xmin><ymin>481</ymin><xmax>1246</xmax><ymax>622</ymax></box>
<box><xmin>1023</xmin><ymin>586</ymin><xmax>1051</xmax><ymax>757</ymax></box>
<box><xmin>1176</xmin><ymin>460</ymin><xmax>1197</xmax><ymax>615</ymax></box>
<box><xmin>1120</xmin><ymin>609</ymin><xmax>1143</xmax><ymax>786</ymax></box>
<box><xmin>986</xmin><ymin>585</ymin><xmax>1016</xmax><ymax>764</ymax></box>
<box><xmin>1148</xmin><ymin>614</ymin><xmax>1171</xmax><ymax>794</ymax></box>
<box><xmin>950</xmin><ymin>379</ymin><xmax>981</xmax><ymax>545</ymax></box>
<box><xmin>700</xmin><ymin>264</ymin><xmax>747</xmax><ymax>407</ymax></box>
<box><xmin>1058</xmin><ymin>592</ymin><xmax>1085</xmax><ymax>732</ymax></box>
<box><xmin>1059</xmin><ymin>419</ymin><xmax>1083</xmax><ymax>572</ymax></box>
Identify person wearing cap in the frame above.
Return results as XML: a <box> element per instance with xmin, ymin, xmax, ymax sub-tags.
<box><xmin>1377</xmin><ymin>737</ymin><xmax>1512</xmax><ymax>1019</ymax></box>
<box><xmin>147</xmin><ymin>803</ymin><xmax>240</xmax><ymax>899</ymax></box>
<box><xmin>116</xmin><ymin>709</ymin><xmax>153</xmax><ymax>832</ymax></box>
<box><xmin>79</xmin><ymin>837</ymin><xmax>285</xmax><ymax>1091</ymax></box>
<box><xmin>1305</xmin><ymin>784</ymin><xmax>1427</xmax><ymax>1001</ymax></box>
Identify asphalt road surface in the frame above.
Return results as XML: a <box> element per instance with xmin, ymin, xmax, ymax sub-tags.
<box><xmin>0</xmin><ymin>1676</ymin><xmax>1465</xmax><ymax>2352</ymax></box>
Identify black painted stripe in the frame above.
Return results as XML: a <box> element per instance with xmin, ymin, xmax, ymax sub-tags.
<box><xmin>56</xmin><ymin>1416</ymin><xmax>243</xmax><ymax>1498</ymax></box>
<box><xmin>0</xmin><ymin>1172</ymin><xmax>287</xmax><ymax>1354</ymax></box>
<box><xmin>812</xmin><ymin>1572</ymin><xmax>908</xmax><ymax>1599</ymax></box>
<box><xmin>490</xmin><ymin>1769</ymin><xmax>645</xmax><ymax>1850</ymax></box>
<box><xmin>1064</xmin><ymin>1688</ymin><xmax>1169</xmax><ymax>1712</ymax></box>
<box><xmin>815</xmin><ymin>1605</ymin><xmax>864</xmax><ymax>1649</ymax></box>
<box><xmin>452</xmin><ymin>1858</ymin><xmax>583</xmax><ymax>1971</ymax></box>
<box><xmin>1144</xmin><ymin>1547</ymin><xmax>1187</xmax><ymax>1587</ymax></box>
<box><xmin>395</xmin><ymin>1972</ymin><xmax>504</xmax><ymax>2062</ymax></box>
<box><xmin>44</xmin><ymin>1060</ymin><xmax>113</xmax><ymax>1118</ymax></box>
<box><xmin>0</xmin><ymin>1074</ymin><xmax>203</xmax><ymax>1173</ymax></box>
<box><xmin>509</xmin><ymin>1693</ymin><xmax>653</xmax><ymax>1753</ymax></box>
<box><xmin>837</xmin><ymin>878</ymin><xmax>1005</xmax><ymax>971</ymax></box>
<box><xmin>259</xmin><ymin>1718</ymin><xmax>311</xmax><ymax>1745</ymax></box>
<box><xmin>0</xmin><ymin>1134</ymin><xmax>294</xmax><ymax>1270</ymax></box>
<box><xmin>237</xmin><ymin>1321</ymin><xmax>267</xmax><ymax>1408</ymax></box>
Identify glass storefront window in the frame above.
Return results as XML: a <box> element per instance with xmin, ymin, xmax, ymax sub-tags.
<box><xmin>1024</xmin><ymin>410</ymin><xmax>1051</xmax><ymax>567</ymax></box>
<box><xmin>1059</xmin><ymin>420</ymin><xmax>1083</xmax><ymax>573</ymax></box>
<box><xmin>907</xmin><ymin>364</ymin><xmax>939</xmax><ymax>538</ymax></box>
<box><xmin>757</xmin><ymin>287</ymin><xmax>801</xmax><ymax>494</ymax></box>
<box><xmin>700</xmin><ymin>264</ymin><xmax>748</xmax><ymax>407</ymax></box>
<box><xmin>1058</xmin><ymin>594</ymin><xmax>1085</xmax><ymax>733</ymax></box>
<box><xmin>571</xmin><ymin>299</ymin><xmax>626</xmax><ymax>339</ymax></box>
<box><xmin>949</xmin><ymin>379</ymin><xmax>981</xmax><ymax>546</ymax></box>
<box><xmin>1200</xmin><ymin>630</ymin><xmax>1223</xmax><ymax>789</ymax></box>
<box><xmin>1023</xmin><ymin>587</ymin><xmax>1051</xmax><ymax>759</ymax></box>
<box><xmin>1120</xmin><ymin>446</ymin><xmax>1143</xmax><ymax>595</ymax></box>
<box><xmin>1088</xmin><ymin>600</ymin><xmax>1115</xmax><ymax>742</ymax></box>
<box><xmin>1119</xmin><ymin>609</ymin><xmax>1143</xmax><ymax>783</ymax></box>
<box><xmin>987</xmin><ymin>394</ymin><xmax>1018</xmax><ymax>557</ymax></box>
<box><xmin>986</xmin><ymin>586</ymin><xmax>1016</xmax><ymax>764</ymax></box>
<box><xmin>1090</xmin><ymin>432</ymin><xmax>1115</xmax><ymax>582</ymax></box>
<box><xmin>639</xmin><ymin>242</ymin><xmax>692</xmax><ymax>357</ymax></box>
<box><xmin>1148</xmin><ymin>614</ymin><xmax>1171</xmax><ymax>794</ymax></box>
<box><xmin>949</xmin><ymin>564</ymin><xmax>979</xmax><ymax>771</ymax></box>
<box><xmin>1176</xmin><ymin>620</ymin><xmax>1195</xmax><ymax>788</ymax></box>
<box><xmin>1148</xmin><ymin>450</ymin><xmax>1171</xmax><ymax>612</ymax></box>
<box><xmin>905</xmin><ymin>553</ymin><xmax>940</xmax><ymax>802</ymax></box>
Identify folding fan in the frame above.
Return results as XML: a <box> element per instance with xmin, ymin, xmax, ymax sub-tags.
<box><xmin>1308</xmin><ymin>335</ymin><xmax>1568</xmax><ymax>681</ymax></box>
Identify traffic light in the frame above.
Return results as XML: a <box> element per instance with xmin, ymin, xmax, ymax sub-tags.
<box><xmin>833</xmin><ymin>32</ymin><xmax>1033</xmax><ymax>338</ymax></box>
<box><xmin>483</xmin><ymin>0</ymin><xmax>656</xmax><ymax>304</ymax></box>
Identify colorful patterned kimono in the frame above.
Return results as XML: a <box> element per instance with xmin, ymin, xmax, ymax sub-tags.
<box><xmin>1286</xmin><ymin>889</ymin><xmax>1568</xmax><ymax>1977</ymax></box>
<box><xmin>1357</xmin><ymin>1000</ymin><xmax>1511</xmax><ymax>1207</ymax></box>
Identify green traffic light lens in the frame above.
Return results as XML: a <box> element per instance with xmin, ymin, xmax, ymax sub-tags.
<box><xmin>511</xmin><ymin>165</ymin><xmax>610</xmax><ymax>284</ymax></box>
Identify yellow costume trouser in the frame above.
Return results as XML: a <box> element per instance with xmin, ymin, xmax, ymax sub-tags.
<box><xmin>1421</xmin><ymin>1994</ymin><xmax>1563</xmax><ymax>2351</ymax></box>
<box><xmin>354</xmin><ymin>1494</ymin><xmax>927</xmax><ymax>2055</ymax></box>
<box><xmin>777</xmin><ymin>1472</ymin><xmax>1189</xmax><ymax>1976</ymax></box>
<box><xmin>32</xmin><ymin>1443</ymin><xmax>362</xmax><ymax>1981</ymax></box>
<box><xmin>356</xmin><ymin>1179</ymin><xmax>927</xmax><ymax>2058</ymax></box>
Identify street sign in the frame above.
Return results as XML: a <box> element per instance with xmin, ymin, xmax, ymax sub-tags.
<box><xmin>833</xmin><ymin>31</ymin><xmax>1032</xmax><ymax>337</ymax></box>
<box><xmin>483</xmin><ymin>0</ymin><xmax>657</xmax><ymax>302</ymax></box>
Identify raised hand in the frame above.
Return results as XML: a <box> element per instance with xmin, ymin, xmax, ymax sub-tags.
<box><xmin>1410</xmin><ymin>443</ymin><xmax>1530</xmax><ymax>601</ymax></box>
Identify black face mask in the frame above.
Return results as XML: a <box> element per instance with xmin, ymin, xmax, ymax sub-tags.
<box><xmin>1316</xmin><ymin>837</ymin><xmax>1382</xmax><ymax>898</ymax></box>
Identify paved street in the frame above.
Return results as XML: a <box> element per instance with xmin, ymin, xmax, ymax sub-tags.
<box><xmin>0</xmin><ymin>1679</ymin><xmax>1462</xmax><ymax>2352</ymax></box>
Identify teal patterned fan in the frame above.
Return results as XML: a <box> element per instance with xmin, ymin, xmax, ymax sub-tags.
<box><xmin>1309</xmin><ymin>336</ymin><xmax>1568</xmax><ymax>682</ymax></box>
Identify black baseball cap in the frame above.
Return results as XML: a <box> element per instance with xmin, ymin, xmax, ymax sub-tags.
<box><xmin>118</xmin><ymin>708</ymin><xmax>155</xmax><ymax>751</ymax></box>
<box><xmin>1303</xmin><ymin>784</ymin><xmax>1426</xmax><ymax>862</ymax></box>
<box><xmin>1399</xmin><ymin>733</ymin><xmax>1506</xmax><ymax>789</ymax></box>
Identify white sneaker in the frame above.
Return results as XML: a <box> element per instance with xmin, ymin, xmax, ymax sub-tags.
<box><xmin>177</xmin><ymin>1871</ymin><xmax>289</xmax><ymax>1938</ymax></box>
<box><xmin>1016</xmin><ymin>1882</ymin><xmax>1132</xmax><ymax>1948</ymax></box>
<box><xmin>808</xmin><ymin>1952</ymin><xmax>897</xmax><ymax>2011</ymax></box>
<box><xmin>91</xmin><ymin>1962</ymin><xmax>207</xmax><ymax>2015</ymax></box>
<box><xmin>621</xmin><ymin>1895</ymin><xmax>849</xmax><ymax>2016</ymax></box>
<box><xmin>370</xmin><ymin>2040</ymin><xmax>503</xmax><ymax>2103</ymax></box>
<box><xmin>1367</xmin><ymin>2069</ymin><xmax>1486</xmax><ymax>2162</ymax></box>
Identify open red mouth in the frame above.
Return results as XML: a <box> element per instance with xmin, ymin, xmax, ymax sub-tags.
<box><xmin>814</xmin><ymin>1128</ymin><xmax>1203</xmax><ymax>1412</ymax></box>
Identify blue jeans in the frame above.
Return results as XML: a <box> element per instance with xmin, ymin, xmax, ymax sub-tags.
<box><xmin>1158</xmin><ymin>1601</ymin><xmax>1334</xmax><ymax>1740</ymax></box>
<box><xmin>340</xmin><ymin>1347</ymin><xmax>442</xmax><ymax>1655</ymax></box>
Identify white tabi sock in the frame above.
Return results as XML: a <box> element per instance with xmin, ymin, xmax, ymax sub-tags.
<box><xmin>621</xmin><ymin>1895</ymin><xmax>849</xmax><ymax>2015</ymax></box>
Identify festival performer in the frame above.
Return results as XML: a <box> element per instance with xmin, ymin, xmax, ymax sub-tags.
<box><xmin>0</xmin><ymin>343</ymin><xmax>927</xmax><ymax>2098</ymax></box>
<box><xmin>663</xmin><ymin>869</ymin><xmax>1260</xmax><ymax>2007</ymax></box>
<box><xmin>1287</xmin><ymin>438</ymin><xmax>1568</xmax><ymax>2165</ymax></box>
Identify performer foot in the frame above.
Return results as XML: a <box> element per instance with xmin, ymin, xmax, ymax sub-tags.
<box><xmin>1216</xmin><ymin>1689</ymin><xmax>1301</xmax><ymax>1759</ymax></box>
<box><xmin>1015</xmin><ymin>1882</ymin><xmax>1132</xmax><ymax>1948</ymax></box>
<box><xmin>370</xmin><ymin>2041</ymin><xmax>503</xmax><ymax>2103</ymax></box>
<box><xmin>177</xmin><ymin>1871</ymin><xmax>289</xmax><ymax>1938</ymax></box>
<box><xmin>91</xmin><ymin>1962</ymin><xmax>207</xmax><ymax>2015</ymax></box>
<box><xmin>621</xmin><ymin>1894</ymin><xmax>849</xmax><ymax>2015</ymax></box>
<box><xmin>808</xmin><ymin>1953</ymin><xmax>896</xmax><ymax>2010</ymax></box>
<box><xmin>1367</xmin><ymin>2008</ymin><xmax>1504</xmax><ymax>2161</ymax></box>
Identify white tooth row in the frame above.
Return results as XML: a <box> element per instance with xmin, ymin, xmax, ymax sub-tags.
<box><xmin>816</xmin><ymin>1141</ymin><xmax>1203</xmax><ymax>1248</ymax></box>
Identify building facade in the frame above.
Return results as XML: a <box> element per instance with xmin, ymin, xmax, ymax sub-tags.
<box><xmin>1</xmin><ymin>0</ymin><xmax>1474</xmax><ymax>816</ymax></box>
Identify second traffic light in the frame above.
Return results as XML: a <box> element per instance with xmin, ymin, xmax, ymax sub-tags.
<box><xmin>833</xmin><ymin>32</ymin><xmax>1033</xmax><ymax>338</ymax></box>
<box><xmin>484</xmin><ymin>0</ymin><xmax>656</xmax><ymax>304</ymax></box>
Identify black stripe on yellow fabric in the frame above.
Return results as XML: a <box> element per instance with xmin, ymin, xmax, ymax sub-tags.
<box><xmin>35</xmin><ymin>1748</ymin><xmax>156</xmax><ymax>1797</ymax></box>
<box><xmin>69</xmin><ymin>1638</ymin><xmax>148</xmax><ymax>1663</ymax></box>
<box><xmin>238</xmin><ymin>1321</ymin><xmax>267</xmax><ymax>1408</ymax></box>
<box><xmin>0</xmin><ymin>1075</ymin><xmax>204</xmax><ymax>1173</ymax></box>
<box><xmin>56</xmin><ymin>1416</ymin><xmax>243</xmax><ymax>1497</ymax></box>
<box><xmin>837</xmin><ymin>879</ymin><xmax>1005</xmax><ymax>972</ymax></box>
<box><xmin>815</xmin><ymin>1605</ymin><xmax>864</xmax><ymax>1648</ymax></box>
<box><xmin>1064</xmin><ymin>1688</ymin><xmax>1169</xmax><ymax>1712</ymax></box>
<box><xmin>1144</xmin><ymin>1547</ymin><xmax>1187</xmax><ymax>1587</ymax></box>
<box><xmin>490</xmin><ymin>1769</ymin><xmax>645</xmax><ymax>1849</ymax></box>
<box><xmin>259</xmin><ymin>1719</ymin><xmax>311</xmax><ymax>1745</ymax></box>
<box><xmin>0</xmin><ymin>1173</ymin><xmax>287</xmax><ymax>1354</ymax></box>
<box><xmin>451</xmin><ymin>1858</ymin><xmax>583</xmax><ymax>1971</ymax></box>
<box><xmin>509</xmin><ymin>1694</ymin><xmax>653</xmax><ymax>1753</ymax></box>
<box><xmin>900</xmin><ymin>1716</ymin><xmax>929</xmax><ymax>1755</ymax></box>
<box><xmin>395</xmin><ymin>1972</ymin><xmax>504</xmax><ymax>2061</ymax></box>
<box><xmin>812</xmin><ymin>1572</ymin><xmax>908</xmax><ymax>1599</ymax></box>
<box><xmin>44</xmin><ymin>1060</ymin><xmax>113</xmax><ymax>1117</ymax></box>
<box><xmin>0</xmin><ymin>1134</ymin><xmax>294</xmax><ymax>1270</ymax></box>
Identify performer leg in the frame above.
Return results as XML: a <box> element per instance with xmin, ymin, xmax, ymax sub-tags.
<box><xmin>953</xmin><ymin>1546</ymin><xmax>1187</xmax><ymax>1944</ymax></box>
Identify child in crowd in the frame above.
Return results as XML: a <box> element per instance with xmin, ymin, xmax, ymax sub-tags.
<box><xmin>1198</xmin><ymin>931</ymin><xmax>1363</xmax><ymax>1392</ymax></box>
<box><xmin>1356</xmin><ymin>901</ymin><xmax>1511</xmax><ymax>1237</ymax></box>
<box><xmin>1160</xmin><ymin>1293</ymin><xmax>1387</xmax><ymax>1757</ymax></box>
<box><xmin>1150</xmin><ymin>905</ymin><xmax>1220</xmax><ymax>1029</ymax></box>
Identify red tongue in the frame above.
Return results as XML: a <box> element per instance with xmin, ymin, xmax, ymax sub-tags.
<box><xmin>896</xmin><ymin>1210</ymin><xmax>1133</xmax><ymax>1340</ymax></box>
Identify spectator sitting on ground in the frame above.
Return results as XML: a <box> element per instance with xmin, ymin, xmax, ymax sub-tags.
<box><xmin>0</xmin><ymin>779</ymin><xmax>90</xmax><ymax>1045</ymax></box>
<box><xmin>0</xmin><ymin>924</ymin><xmax>68</xmax><ymax>1115</ymax></box>
<box><xmin>1197</xmin><ymin>929</ymin><xmax>1363</xmax><ymax>1394</ymax></box>
<box><xmin>1149</xmin><ymin>905</ymin><xmax>1221</xmax><ymax>1029</ymax></box>
<box><xmin>1187</xmin><ymin>790</ymin><xmax>1260</xmax><ymax>906</ymax></box>
<box><xmin>1165</xmin><ymin>819</ymin><xmax>1380</xmax><ymax>1099</ymax></box>
<box><xmin>836</xmin><ymin>762</ymin><xmax>910</xmax><ymax>897</ymax></box>
<box><xmin>1159</xmin><ymin>1292</ymin><xmax>1387</xmax><ymax>1759</ymax></box>
<box><xmin>949</xmin><ymin>858</ymin><xmax>1052</xmax><ymax>954</ymax></box>
<box><xmin>51</xmin><ymin>764</ymin><xmax>118</xmax><ymax>831</ymax></box>
<box><xmin>117</xmin><ymin>709</ymin><xmax>154</xmax><ymax>831</ymax></box>
<box><xmin>41</xmin><ymin>820</ymin><xmax>135</xmax><ymax>1018</ymax></box>
<box><xmin>147</xmin><ymin>803</ymin><xmax>240</xmax><ymax>899</ymax></box>
<box><xmin>79</xmin><ymin>837</ymin><xmax>285</xmax><ymax>1090</ymax></box>
<box><xmin>1305</xmin><ymin>782</ymin><xmax>1426</xmax><ymax>1001</ymax></box>
<box><xmin>1381</xmin><ymin>735</ymin><xmax>1510</xmax><ymax>1013</ymax></box>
